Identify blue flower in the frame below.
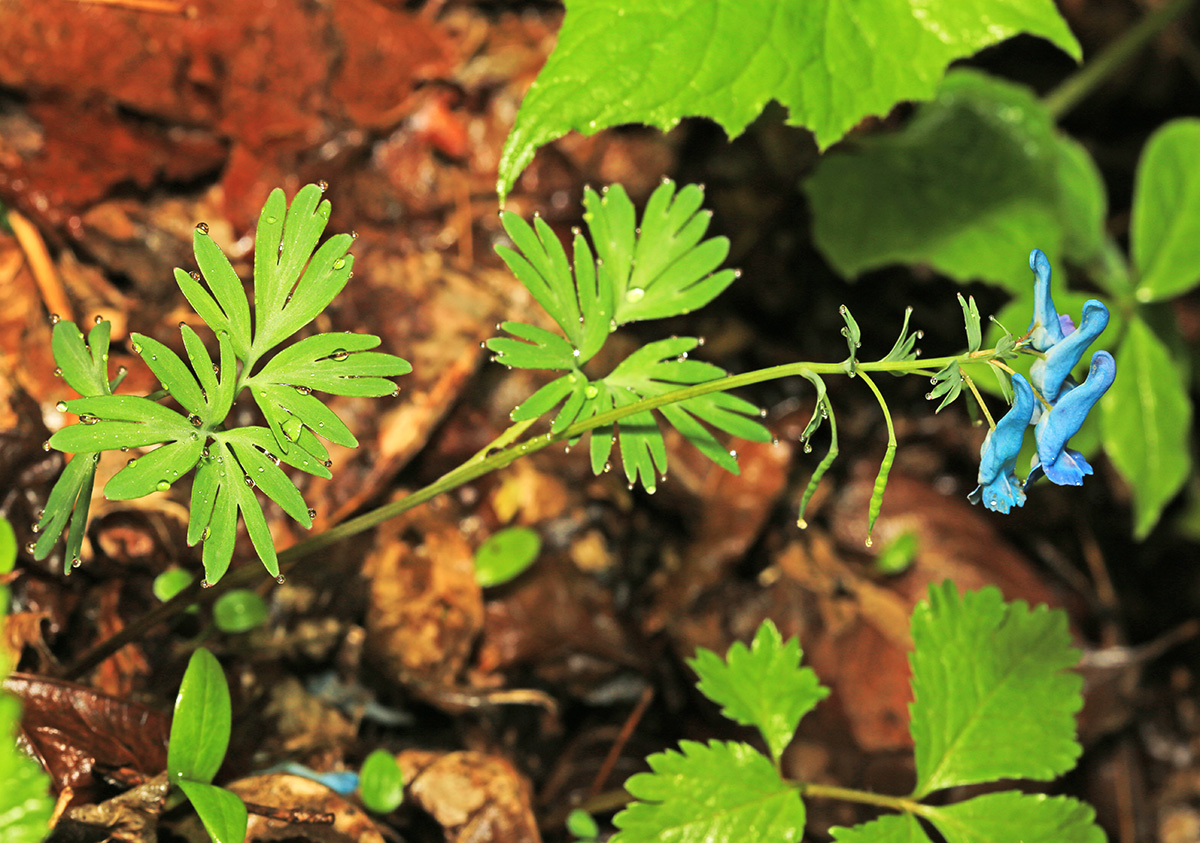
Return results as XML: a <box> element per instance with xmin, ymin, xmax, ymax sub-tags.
<box><xmin>1029</xmin><ymin>248</ymin><xmax>1066</xmax><ymax>352</ymax></box>
<box><xmin>1029</xmin><ymin>298</ymin><xmax>1110</xmax><ymax>403</ymax></box>
<box><xmin>969</xmin><ymin>373</ymin><xmax>1035</xmax><ymax>513</ymax></box>
<box><xmin>1029</xmin><ymin>350</ymin><xmax>1116</xmax><ymax>486</ymax></box>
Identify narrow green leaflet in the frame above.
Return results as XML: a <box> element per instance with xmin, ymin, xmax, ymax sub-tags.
<box><xmin>252</xmin><ymin>184</ymin><xmax>355</xmax><ymax>358</ymax></box>
<box><xmin>909</xmin><ymin>583</ymin><xmax>1083</xmax><ymax>798</ymax></box>
<box><xmin>1131</xmin><ymin>118</ymin><xmax>1200</xmax><ymax>302</ymax></box>
<box><xmin>688</xmin><ymin>620</ymin><xmax>829</xmax><ymax>763</ymax></box>
<box><xmin>958</xmin><ymin>294</ymin><xmax>981</xmax><ymax>353</ymax></box>
<box><xmin>611</xmin><ymin>740</ymin><xmax>805</xmax><ymax>843</ymax></box>
<box><xmin>497</xmin><ymin>0</ymin><xmax>1079</xmax><ymax>200</ymax></box>
<box><xmin>1</xmin><ymin>582</ymin><xmax>55</xmax><ymax>843</ymax></box>
<box><xmin>928</xmin><ymin>361</ymin><xmax>963</xmax><ymax>412</ymax></box>
<box><xmin>51</xmin><ymin>318</ymin><xmax>114</xmax><ymax>397</ymax></box>
<box><xmin>1099</xmin><ymin>315</ymin><xmax>1191</xmax><ymax>538</ymax></box>
<box><xmin>176</xmin><ymin>226</ymin><xmax>252</xmax><ymax>361</ymax></box>
<box><xmin>168</xmin><ymin>647</ymin><xmax>231</xmax><ymax>784</ymax></box>
<box><xmin>925</xmin><ymin>791</ymin><xmax>1105</xmax><ymax>843</ymax></box>
<box><xmin>880</xmin><ymin>307</ymin><xmax>921</xmax><ymax>374</ymax></box>
<box><xmin>807</xmin><ymin>70</ymin><xmax>1106</xmax><ymax>293</ymax></box>
<box><xmin>32</xmin><ymin>452</ymin><xmax>96</xmax><ymax>568</ymax></box>
<box><xmin>176</xmin><ymin>780</ymin><xmax>248</xmax><ymax>843</ymax></box>
<box><xmin>831</xmin><ymin>814</ymin><xmax>927</xmax><ymax>843</ymax></box>
<box><xmin>50</xmin><ymin>394</ymin><xmax>195</xmax><ymax>454</ymax></box>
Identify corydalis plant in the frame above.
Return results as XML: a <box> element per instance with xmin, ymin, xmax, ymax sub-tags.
<box><xmin>33</xmin><ymin>183</ymin><xmax>411</xmax><ymax>584</ymax></box>
<box><xmin>487</xmin><ymin>179</ymin><xmax>772</xmax><ymax>492</ymax></box>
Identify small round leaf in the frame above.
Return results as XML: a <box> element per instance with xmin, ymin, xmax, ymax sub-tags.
<box><xmin>153</xmin><ymin>567</ymin><xmax>195</xmax><ymax>602</ymax></box>
<box><xmin>358</xmin><ymin>749</ymin><xmax>404</xmax><ymax>814</ymax></box>
<box><xmin>212</xmin><ymin>590</ymin><xmax>268</xmax><ymax>634</ymax></box>
<box><xmin>567</xmin><ymin>808</ymin><xmax>600</xmax><ymax>840</ymax></box>
<box><xmin>474</xmin><ymin>526</ymin><xmax>541</xmax><ymax>588</ymax></box>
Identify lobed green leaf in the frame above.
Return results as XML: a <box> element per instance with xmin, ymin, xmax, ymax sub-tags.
<box><xmin>497</xmin><ymin>0</ymin><xmax>1079</xmax><ymax>201</ymax></box>
<box><xmin>488</xmin><ymin>321</ymin><xmax>579</xmax><ymax>370</ymax></box>
<box><xmin>925</xmin><ymin>791</ymin><xmax>1105</xmax><ymax>843</ymax></box>
<box><xmin>689</xmin><ymin>620</ymin><xmax>829</xmax><ymax>763</ymax></box>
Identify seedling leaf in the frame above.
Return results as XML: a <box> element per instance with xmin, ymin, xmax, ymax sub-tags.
<box><xmin>176</xmin><ymin>780</ymin><xmax>248</xmax><ymax>843</ymax></box>
<box><xmin>168</xmin><ymin>647</ymin><xmax>231</xmax><ymax>784</ymax></box>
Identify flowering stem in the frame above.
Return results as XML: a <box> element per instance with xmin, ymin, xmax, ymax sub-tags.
<box><xmin>62</xmin><ymin>345</ymin><xmax>1010</xmax><ymax>678</ymax></box>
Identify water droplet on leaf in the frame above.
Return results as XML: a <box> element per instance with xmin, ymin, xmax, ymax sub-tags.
<box><xmin>195</xmin><ymin>222</ymin><xmax>209</xmax><ymax>234</ymax></box>
<box><xmin>625</xmin><ymin>288</ymin><xmax>645</xmax><ymax>303</ymax></box>
<box><xmin>156</xmin><ymin>480</ymin><xmax>170</xmax><ymax>492</ymax></box>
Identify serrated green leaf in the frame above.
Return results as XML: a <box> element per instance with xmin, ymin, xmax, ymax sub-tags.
<box><xmin>689</xmin><ymin>620</ymin><xmax>829</xmax><ymax>763</ymax></box>
<box><xmin>1099</xmin><ymin>315</ymin><xmax>1191</xmax><ymax>538</ymax></box>
<box><xmin>168</xmin><ymin>647</ymin><xmax>231</xmax><ymax>784</ymax></box>
<box><xmin>358</xmin><ymin>750</ymin><xmax>405</xmax><ymax>814</ymax></box>
<box><xmin>190</xmin><ymin>228</ymin><xmax>252</xmax><ymax>359</ymax></box>
<box><xmin>131</xmin><ymin>333</ymin><xmax>206</xmax><ymax>418</ymax></box>
<box><xmin>499</xmin><ymin>0</ymin><xmax>1079</xmax><ymax>201</ymax></box>
<box><xmin>51</xmin><ymin>319</ymin><xmax>110</xmax><ymax>397</ymax></box>
<box><xmin>611</xmin><ymin>740</ymin><xmax>804</xmax><ymax>843</ymax></box>
<box><xmin>104</xmin><ymin>436</ymin><xmax>205</xmax><ymax>501</ymax></box>
<box><xmin>807</xmin><ymin>70</ymin><xmax>1103</xmax><ymax>293</ymax></box>
<box><xmin>925</xmin><ymin>791</ymin><xmax>1105</xmax><ymax>843</ymax></box>
<box><xmin>176</xmin><ymin>780</ymin><xmax>248</xmax><ymax>843</ymax></box>
<box><xmin>832</xmin><ymin>813</ymin><xmax>927</xmax><ymax>843</ymax></box>
<box><xmin>910</xmin><ymin>583</ymin><xmax>1083</xmax><ymax>798</ymax></box>
<box><xmin>1131</xmin><ymin>118</ymin><xmax>1200</xmax><ymax>302</ymax></box>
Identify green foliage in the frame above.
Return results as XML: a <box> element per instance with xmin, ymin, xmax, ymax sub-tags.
<box><xmin>358</xmin><ymin>749</ymin><xmax>405</xmax><ymax>814</ymax></box>
<box><xmin>567</xmin><ymin>808</ymin><xmax>600</xmax><ymax>840</ymax></box>
<box><xmin>497</xmin><ymin>0</ymin><xmax>1079</xmax><ymax>200</ymax></box>
<box><xmin>688</xmin><ymin>620</ymin><xmax>828</xmax><ymax>764</ymax></box>
<box><xmin>212</xmin><ymin>590</ymin><xmax>269</xmax><ymax>634</ymax></box>
<box><xmin>614</xmin><ymin>584</ymin><xmax>1101</xmax><ymax>843</ymax></box>
<box><xmin>807</xmin><ymin>70</ymin><xmax>1106</xmax><ymax>293</ymax></box>
<box><xmin>0</xmin><ymin>518</ymin><xmax>55</xmax><ymax>843</ymax></box>
<box><xmin>613</xmin><ymin>740</ymin><xmax>806</xmax><ymax>843</ymax></box>
<box><xmin>1100</xmin><ymin>315</ymin><xmax>1192</xmax><ymax>538</ymax></box>
<box><xmin>474</xmin><ymin>526</ymin><xmax>541</xmax><ymax>588</ymax></box>
<box><xmin>1131</xmin><ymin>118</ymin><xmax>1200</xmax><ymax>302</ymax></box>
<box><xmin>489</xmin><ymin>180</ymin><xmax>769</xmax><ymax>492</ymax></box>
<box><xmin>36</xmin><ymin>184</ymin><xmax>411</xmax><ymax>584</ymax></box>
<box><xmin>169</xmin><ymin>648</ymin><xmax>247</xmax><ymax>843</ymax></box>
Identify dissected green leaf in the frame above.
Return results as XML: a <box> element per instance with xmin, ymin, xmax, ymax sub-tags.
<box><xmin>489</xmin><ymin>321</ymin><xmax>579</xmax><ymax>370</ymax></box>
<box><xmin>689</xmin><ymin>620</ymin><xmax>829</xmax><ymax>763</ymax></box>
<box><xmin>925</xmin><ymin>791</ymin><xmax>1105</xmax><ymax>843</ymax></box>
<box><xmin>358</xmin><ymin>749</ymin><xmax>405</xmax><ymax>814</ymax></box>
<box><xmin>1099</xmin><ymin>315</ymin><xmax>1191</xmax><ymax>538</ymax></box>
<box><xmin>33</xmin><ymin>453</ymin><xmax>97</xmax><ymax>567</ymax></box>
<box><xmin>909</xmin><ymin>582</ymin><xmax>1082</xmax><ymax>798</ymax></box>
<box><xmin>51</xmin><ymin>395</ymin><xmax>195</xmax><ymax>453</ymax></box>
<box><xmin>611</xmin><ymin>740</ymin><xmax>804</xmax><ymax>843</ymax></box>
<box><xmin>51</xmin><ymin>319</ymin><xmax>112</xmax><ymax>397</ymax></box>
<box><xmin>958</xmin><ymin>294</ymin><xmax>982</xmax><ymax>352</ymax></box>
<box><xmin>168</xmin><ymin>647</ymin><xmax>231</xmax><ymax>784</ymax></box>
<box><xmin>223</xmin><ymin>433</ymin><xmax>313</xmax><ymax>528</ymax></box>
<box><xmin>498</xmin><ymin>0</ymin><xmax>1079</xmax><ymax>200</ymax></box>
<box><xmin>475</xmin><ymin>526</ymin><xmax>542</xmax><ymax>587</ymax></box>
<box><xmin>181</xmin><ymin>227</ymin><xmax>252</xmax><ymax>360</ymax></box>
<box><xmin>1131</xmin><ymin>118</ymin><xmax>1200</xmax><ymax>302</ymax></box>
<box><xmin>105</xmin><ymin>437</ymin><xmax>206</xmax><ymax>501</ymax></box>
<box><xmin>807</xmin><ymin>70</ymin><xmax>1105</xmax><ymax>293</ymax></box>
<box><xmin>831</xmin><ymin>813</ymin><xmax>927</xmax><ymax>843</ymax></box>
<box><xmin>131</xmin><ymin>333</ymin><xmax>206</xmax><ymax>419</ymax></box>
<box><xmin>179</xmin><ymin>326</ymin><xmax>237</xmax><ymax>425</ymax></box>
<box><xmin>176</xmin><ymin>780</ymin><xmax>248</xmax><ymax>843</ymax></box>
<box><xmin>881</xmin><ymin>307</ymin><xmax>921</xmax><ymax>374</ymax></box>
<box><xmin>927</xmin><ymin>361</ymin><xmax>963</xmax><ymax>412</ymax></box>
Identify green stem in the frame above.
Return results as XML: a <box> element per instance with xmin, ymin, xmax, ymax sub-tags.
<box><xmin>62</xmin><ymin>346</ymin><xmax>1008</xmax><ymax>679</ymax></box>
<box><xmin>1044</xmin><ymin>0</ymin><xmax>1195</xmax><ymax>119</ymax></box>
<box><xmin>855</xmin><ymin>367</ymin><xmax>896</xmax><ymax>545</ymax></box>
<box><xmin>797</xmin><ymin>781</ymin><xmax>931</xmax><ymax>817</ymax></box>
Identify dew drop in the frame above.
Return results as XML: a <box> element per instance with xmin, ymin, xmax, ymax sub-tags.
<box><xmin>244</xmin><ymin>476</ymin><xmax>254</xmax><ymax>487</ymax></box>
<box><xmin>131</xmin><ymin>341</ymin><xmax>143</xmax><ymax>354</ymax></box>
<box><xmin>333</xmin><ymin>258</ymin><xmax>346</xmax><ymax>270</ymax></box>
<box><xmin>49</xmin><ymin>313</ymin><xmax>60</xmax><ymax>325</ymax></box>
<box><xmin>195</xmin><ymin>222</ymin><xmax>209</xmax><ymax>234</ymax></box>
<box><xmin>925</xmin><ymin>393</ymin><xmax>934</xmax><ymax>400</ymax></box>
<box><xmin>585</xmin><ymin>385</ymin><xmax>598</xmax><ymax>399</ymax></box>
<box><xmin>758</xmin><ymin>408</ymin><xmax>768</xmax><ymax>418</ymax></box>
<box><xmin>189</xmin><ymin>271</ymin><xmax>201</xmax><ymax>281</ymax></box>
<box><xmin>41</xmin><ymin>440</ymin><xmax>51</xmax><ymax>451</ymax></box>
<box><xmin>317</xmin><ymin>180</ymin><xmax>328</xmax><ymax>193</ymax></box>
<box><xmin>323</xmin><ymin>459</ymin><xmax>333</xmax><ymax>468</ymax></box>
<box><xmin>127</xmin><ymin>458</ymin><xmax>138</xmax><ymax>467</ymax></box>
<box><xmin>276</xmin><ymin>574</ymin><xmax>286</xmax><ymax>584</ymax></box>
<box><xmin>330</xmin><ymin>349</ymin><xmax>349</xmax><ymax>362</ymax></box>
<box><xmin>307</xmin><ymin>508</ymin><xmax>316</xmax><ymax>519</ymax></box>
<box><xmin>202</xmin><ymin>527</ymin><xmax>210</xmax><ymax>540</ymax></box>
<box><xmin>282</xmin><ymin>417</ymin><xmax>302</xmax><ymax>441</ymax></box>
<box><xmin>390</xmin><ymin>388</ymin><xmax>400</xmax><ymax>398</ymax></box>
<box><xmin>156</xmin><ymin>480</ymin><xmax>170</xmax><ymax>492</ymax></box>
<box><xmin>200</xmin><ymin>578</ymin><xmax>211</xmax><ymax>589</ymax></box>
<box><xmin>266</xmin><ymin>215</ymin><xmax>277</xmax><ymax>224</ymax></box>
<box><xmin>864</xmin><ymin>536</ymin><xmax>874</xmax><ymax>548</ymax></box>
<box><xmin>188</xmin><ymin>413</ymin><xmax>202</xmax><ymax>427</ymax></box>
<box><xmin>572</xmin><ymin>348</ymin><xmax>581</xmax><ymax>358</ymax></box>
<box><xmin>803</xmin><ymin>442</ymin><xmax>813</xmax><ymax>454</ymax></box>
<box><xmin>729</xmin><ymin>449</ymin><xmax>738</xmax><ymax>459</ymax></box>
<box><xmin>53</xmin><ymin>367</ymin><xmax>63</xmax><ymax>378</ymax></box>
<box><xmin>350</xmin><ymin>230</ymin><xmax>359</xmax><ymax>240</ymax></box>
<box><xmin>55</xmin><ymin>401</ymin><xmax>68</xmax><ymax>412</ymax></box>
<box><xmin>603</xmin><ymin>461</ymin><xmax>612</xmax><ymax>473</ymax></box>
<box><xmin>71</xmin><ymin>557</ymin><xmax>81</xmax><ymax>568</ymax></box>
<box><xmin>30</xmin><ymin>523</ymin><xmax>40</xmax><ymax>534</ymax></box>
<box><xmin>564</xmin><ymin>445</ymin><xmax>571</xmax><ymax>454</ymax></box>
<box><xmin>25</xmin><ymin>542</ymin><xmax>37</xmax><ymax>554</ymax></box>
<box><xmin>94</xmin><ymin>314</ymin><xmax>103</xmax><ymax>325</ymax></box>
<box><xmin>625</xmin><ymin>287</ymin><xmax>645</xmax><ymax>303</ymax></box>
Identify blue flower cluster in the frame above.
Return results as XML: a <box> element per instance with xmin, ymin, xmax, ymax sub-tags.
<box><xmin>970</xmin><ymin>249</ymin><xmax>1116</xmax><ymax>513</ymax></box>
